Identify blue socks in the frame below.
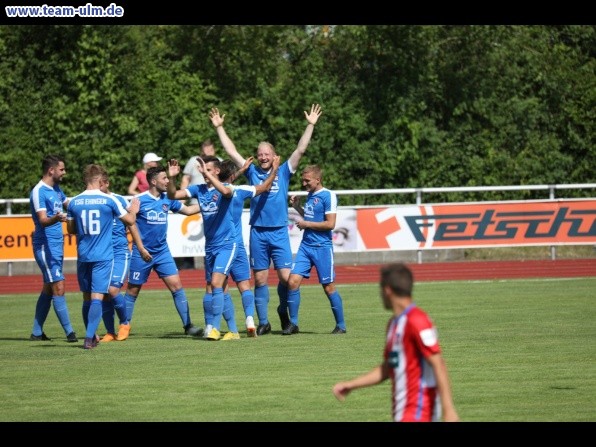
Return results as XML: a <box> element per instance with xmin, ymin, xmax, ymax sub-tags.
<box><xmin>254</xmin><ymin>285</ymin><xmax>269</xmax><ymax>325</ymax></box>
<box><xmin>113</xmin><ymin>293</ymin><xmax>128</xmax><ymax>325</ymax></box>
<box><xmin>82</xmin><ymin>300</ymin><xmax>91</xmax><ymax>328</ymax></box>
<box><xmin>210</xmin><ymin>287</ymin><xmax>224</xmax><ymax>331</ymax></box>
<box><xmin>85</xmin><ymin>299</ymin><xmax>102</xmax><ymax>338</ymax></box>
<box><xmin>102</xmin><ymin>299</ymin><xmax>116</xmax><ymax>334</ymax></box>
<box><xmin>241</xmin><ymin>289</ymin><xmax>255</xmax><ymax>318</ymax></box>
<box><xmin>124</xmin><ymin>293</ymin><xmax>137</xmax><ymax>322</ymax></box>
<box><xmin>172</xmin><ymin>289</ymin><xmax>191</xmax><ymax>327</ymax></box>
<box><xmin>223</xmin><ymin>293</ymin><xmax>238</xmax><ymax>332</ymax></box>
<box><xmin>328</xmin><ymin>291</ymin><xmax>346</xmax><ymax>330</ymax></box>
<box><xmin>31</xmin><ymin>292</ymin><xmax>52</xmax><ymax>336</ymax></box>
<box><xmin>287</xmin><ymin>289</ymin><xmax>301</xmax><ymax>325</ymax></box>
<box><xmin>203</xmin><ymin>292</ymin><xmax>213</xmax><ymax>327</ymax></box>
<box><xmin>52</xmin><ymin>295</ymin><xmax>74</xmax><ymax>335</ymax></box>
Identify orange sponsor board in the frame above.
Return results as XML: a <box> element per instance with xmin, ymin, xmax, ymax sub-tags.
<box><xmin>356</xmin><ymin>200</ymin><xmax>596</xmax><ymax>250</ymax></box>
<box><xmin>0</xmin><ymin>216</ymin><xmax>77</xmax><ymax>261</ymax></box>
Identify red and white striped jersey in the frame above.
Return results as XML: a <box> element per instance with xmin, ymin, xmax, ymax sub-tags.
<box><xmin>384</xmin><ymin>304</ymin><xmax>442</xmax><ymax>422</ymax></box>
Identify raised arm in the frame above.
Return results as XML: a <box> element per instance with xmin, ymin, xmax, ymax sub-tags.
<box><xmin>197</xmin><ymin>157</ymin><xmax>234</xmax><ymax>198</ymax></box>
<box><xmin>254</xmin><ymin>155</ymin><xmax>281</xmax><ymax>196</ymax></box>
<box><xmin>288</xmin><ymin>103</ymin><xmax>322</xmax><ymax>172</ymax></box>
<box><xmin>229</xmin><ymin>156</ymin><xmax>254</xmax><ymax>183</ymax></box>
<box><xmin>166</xmin><ymin>159</ymin><xmax>190</xmax><ymax>200</ymax></box>
<box><xmin>209</xmin><ymin>107</ymin><xmax>246</xmax><ymax>168</ymax></box>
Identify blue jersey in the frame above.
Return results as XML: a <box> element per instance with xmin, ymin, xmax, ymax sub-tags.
<box><xmin>301</xmin><ymin>188</ymin><xmax>337</xmax><ymax>248</ymax></box>
<box><xmin>232</xmin><ymin>185</ymin><xmax>256</xmax><ymax>244</ymax></box>
<box><xmin>111</xmin><ymin>193</ymin><xmax>131</xmax><ymax>256</ymax></box>
<box><xmin>133</xmin><ymin>191</ymin><xmax>183</xmax><ymax>255</ymax></box>
<box><xmin>67</xmin><ymin>189</ymin><xmax>128</xmax><ymax>262</ymax></box>
<box><xmin>245</xmin><ymin>161</ymin><xmax>292</xmax><ymax>227</ymax></box>
<box><xmin>187</xmin><ymin>184</ymin><xmax>236</xmax><ymax>248</ymax></box>
<box><xmin>29</xmin><ymin>180</ymin><xmax>68</xmax><ymax>247</ymax></box>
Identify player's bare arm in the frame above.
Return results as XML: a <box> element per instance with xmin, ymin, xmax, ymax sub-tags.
<box><xmin>210</xmin><ymin>107</ymin><xmax>246</xmax><ymax>168</ymax></box>
<box><xmin>288</xmin><ymin>103</ymin><xmax>322</xmax><ymax>171</ymax></box>
<box><xmin>166</xmin><ymin>159</ymin><xmax>188</xmax><ymax>201</ymax></box>
<box><xmin>196</xmin><ymin>157</ymin><xmax>234</xmax><ymax>198</ymax></box>
<box><xmin>254</xmin><ymin>155</ymin><xmax>281</xmax><ymax>195</ymax></box>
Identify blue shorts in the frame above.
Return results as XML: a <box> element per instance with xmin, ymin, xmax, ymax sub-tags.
<box><xmin>77</xmin><ymin>259</ymin><xmax>113</xmax><ymax>294</ymax></box>
<box><xmin>291</xmin><ymin>244</ymin><xmax>336</xmax><ymax>284</ymax></box>
<box><xmin>230</xmin><ymin>243</ymin><xmax>251</xmax><ymax>283</ymax></box>
<box><xmin>33</xmin><ymin>242</ymin><xmax>65</xmax><ymax>284</ymax></box>
<box><xmin>204</xmin><ymin>243</ymin><xmax>237</xmax><ymax>282</ymax></box>
<box><xmin>110</xmin><ymin>249</ymin><xmax>131</xmax><ymax>289</ymax></box>
<box><xmin>128</xmin><ymin>248</ymin><xmax>178</xmax><ymax>285</ymax></box>
<box><xmin>249</xmin><ymin>226</ymin><xmax>292</xmax><ymax>271</ymax></box>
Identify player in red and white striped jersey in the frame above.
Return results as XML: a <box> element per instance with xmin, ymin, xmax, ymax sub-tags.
<box><xmin>332</xmin><ymin>263</ymin><xmax>459</xmax><ymax>422</ymax></box>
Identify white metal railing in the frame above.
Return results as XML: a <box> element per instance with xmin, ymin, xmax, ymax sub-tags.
<box><xmin>2</xmin><ymin>184</ymin><xmax>596</xmax><ymax>214</ymax></box>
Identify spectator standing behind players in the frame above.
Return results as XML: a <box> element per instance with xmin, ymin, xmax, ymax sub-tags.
<box><xmin>29</xmin><ymin>154</ymin><xmax>78</xmax><ymax>343</ymax></box>
<box><xmin>66</xmin><ymin>164</ymin><xmax>139</xmax><ymax>349</ymax></box>
<box><xmin>332</xmin><ymin>263</ymin><xmax>459</xmax><ymax>422</ymax></box>
<box><xmin>284</xmin><ymin>165</ymin><xmax>346</xmax><ymax>335</ymax></box>
<box><xmin>120</xmin><ymin>165</ymin><xmax>203</xmax><ymax>340</ymax></box>
<box><xmin>127</xmin><ymin>152</ymin><xmax>162</xmax><ymax>195</ymax></box>
<box><xmin>209</xmin><ymin>104</ymin><xmax>322</xmax><ymax>336</ymax></box>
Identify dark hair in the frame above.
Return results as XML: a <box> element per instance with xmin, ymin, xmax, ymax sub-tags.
<box><xmin>218</xmin><ymin>159</ymin><xmax>238</xmax><ymax>182</ymax></box>
<box><xmin>146</xmin><ymin>165</ymin><xmax>166</xmax><ymax>184</ymax></box>
<box><xmin>380</xmin><ymin>263</ymin><xmax>414</xmax><ymax>297</ymax></box>
<box><xmin>42</xmin><ymin>154</ymin><xmax>64</xmax><ymax>174</ymax></box>
<box><xmin>199</xmin><ymin>155</ymin><xmax>221</xmax><ymax>168</ymax></box>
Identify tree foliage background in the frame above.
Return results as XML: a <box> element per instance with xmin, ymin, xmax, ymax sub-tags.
<box><xmin>0</xmin><ymin>25</ymin><xmax>593</xmax><ymax>208</ymax></box>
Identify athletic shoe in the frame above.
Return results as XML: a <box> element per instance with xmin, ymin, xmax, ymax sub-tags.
<box><xmin>184</xmin><ymin>324</ymin><xmax>204</xmax><ymax>337</ymax></box>
<box><xmin>83</xmin><ymin>337</ymin><xmax>97</xmax><ymax>350</ymax></box>
<box><xmin>66</xmin><ymin>331</ymin><xmax>78</xmax><ymax>343</ymax></box>
<box><xmin>203</xmin><ymin>324</ymin><xmax>213</xmax><ymax>339</ymax></box>
<box><xmin>246</xmin><ymin>316</ymin><xmax>257</xmax><ymax>338</ymax></box>
<box><xmin>222</xmin><ymin>332</ymin><xmax>240</xmax><ymax>341</ymax></box>
<box><xmin>116</xmin><ymin>323</ymin><xmax>131</xmax><ymax>341</ymax></box>
<box><xmin>206</xmin><ymin>327</ymin><xmax>221</xmax><ymax>341</ymax></box>
<box><xmin>281</xmin><ymin>323</ymin><xmax>300</xmax><ymax>335</ymax></box>
<box><xmin>30</xmin><ymin>332</ymin><xmax>51</xmax><ymax>341</ymax></box>
<box><xmin>256</xmin><ymin>322</ymin><xmax>271</xmax><ymax>336</ymax></box>
<box><xmin>100</xmin><ymin>333</ymin><xmax>117</xmax><ymax>342</ymax></box>
<box><xmin>331</xmin><ymin>326</ymin><xmax>347</xmax><ymax>334</ymax></box>
<box><xmin>277</xmin><ymin>305</ymin><xmax>290</xmax><ymax>331</ymax></box>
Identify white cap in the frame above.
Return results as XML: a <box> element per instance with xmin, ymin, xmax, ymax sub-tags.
<box><xmin>143</xmin><ymin>152</ymin><xmax>162</xmax><ymax>164</ymax></box>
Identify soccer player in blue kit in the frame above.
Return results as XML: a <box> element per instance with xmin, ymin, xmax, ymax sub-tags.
<box><xmin>209</xmin><ymin>104</ymin><xmax>322</xmax><ymax>335</ymax></box>
<box><xmin>284</xmin><ymin>164</ymin><xmax>346</xmax><ymax>335</ymax></box>
<box><xmin>167</xmin><ymin>155</ymin><xmax>235</xmax><ymax>340</ymax></box>
<box><xmin>66</xmin><ymin>164</ymin><xmax>140</xmax><ymax>349</ymax></box>
<box><xmin>120</xmin><ymin>165</ymin><xmax>204</xmax><ymax>340</ymax></box>
<box><xmin>29</xmin><ymin>154</ymin><xmax>78</xmax><ymax>342</ymax></box>
<box><xmin>97</xmin><ymin>174</ymin><xmax>145</xmax><ymax>343</ymax></box>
